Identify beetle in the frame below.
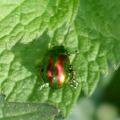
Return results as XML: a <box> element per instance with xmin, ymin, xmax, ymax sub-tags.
<box><xmin>38</xmin><ymin>27</ymin><xmax>78</xmax><ymax>90</ymax></box>
<box><xmin>38</xmin><ymin>45</ymin><xmax>78</xmax><ymax>90</ymax></box>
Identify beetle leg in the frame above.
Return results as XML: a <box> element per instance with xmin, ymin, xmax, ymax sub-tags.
<box><xmin>69</xmin><ymin>65</ymin><xmax>78</xmax><ymax>88</ymax></box>
<box><xmin>39</xmin><ymin>83</ymin><xmax>49</xmax><ymax>90</ymax></box>
<box><xmin>69</xmin><ymin>65</ymin><xmax>75</xmax><ymax>83</ymax></box>
<box><xmin>39</xmin><ymin>72</ymin><xmax>46</xmax><ymax>83</ymax></box>
<box><xmin>69</xmin><ymin>79</ymin><xmax>78</xmax><ymax>88</ymax></box>
<box><xmin>37</xmin><ymin>66</ymin><xmax>46</xmax><ymax>83</ymax></box>
<box><xmin>37</xmin><ymin>66</ymin><xmax>50</xmax><ymax>90</ymax></box>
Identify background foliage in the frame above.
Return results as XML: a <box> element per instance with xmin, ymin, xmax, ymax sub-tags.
<box><xmin>0</xmin><ymin>0</ymin><xmax>120</xmax><ymax>119</ymax></box>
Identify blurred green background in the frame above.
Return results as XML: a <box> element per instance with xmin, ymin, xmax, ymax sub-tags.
<box><xmin>55</xmin><ymin>60</ymin><xmax>120</xmax><ymax>120</ymax></box>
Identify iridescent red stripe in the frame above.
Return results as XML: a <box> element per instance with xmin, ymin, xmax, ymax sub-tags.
<box><xmin>46</xmin><ymin>54</ymin><xmax>69</xmax><ymax>89</ymax></box>
<box><xmin>55</xmin><ymin>54</ymin><xmax>69</xmax><ymax>88</ymax></box>
<box><xmin>47</xmin><ymin>56</ymin><xmax>53</xmax><ymax>86</ymax></box>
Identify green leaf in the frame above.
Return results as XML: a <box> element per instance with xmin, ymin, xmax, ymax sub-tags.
<box><xmin>71</xmin><ymin>0</ymin><xmax>120</xmax><ymax>96</ymax></box>
<box><xmin>0</xmin><ymin>94</ymin><xmax>5</xmax><ymax>118</ymax></box>
<box><xmin>0</xmin><ymin>0</ymin><xmax>120</xmax><ymax>119</ymax></box>
<box><xmin>0</xmin><ymin>94</ymin><xmax>59</xmax><ymax>120</ymax></box>
<box><xmin>0</xmin><ymin>0</ymin><xmax>79</xmax><ymax>47</ymax></box>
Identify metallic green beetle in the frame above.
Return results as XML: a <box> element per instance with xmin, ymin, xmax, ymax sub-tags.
<box><xmin>39</xmin><ymin>45</ymin><xmax>76</xmax><ymax>90</ymax></box>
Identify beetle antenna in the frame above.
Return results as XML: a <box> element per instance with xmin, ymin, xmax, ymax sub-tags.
<box><xmin>61</xmin><ymin>26</ymin><xmax>70</xmax><ymax>45</ymax></box>
<box><xmin>68</xmin><ymin>50</ymin><xmax>79</xmax><ymax>56</ymax></box>
<box><xmin>40</xmin><ymin>36</ymin><xmax>55</xmax><ymax>46</ymax></box>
